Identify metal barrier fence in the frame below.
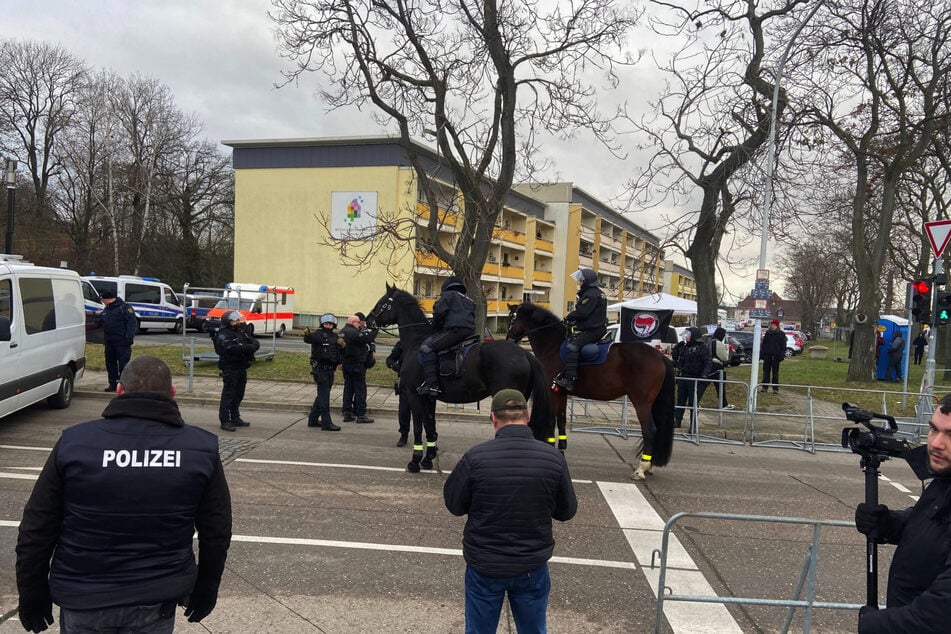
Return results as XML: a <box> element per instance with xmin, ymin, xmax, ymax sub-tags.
<box><xmin>653</xmin><ymin>512</ymin><xmax>861</xmax><ymax>634</ymax></box>
<box><xmin>567</xmin><ymin>374</ymin><xmax>935</xmax><ymax>454</ymax></box>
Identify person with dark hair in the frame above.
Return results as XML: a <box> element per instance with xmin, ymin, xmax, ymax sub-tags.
<box><xmin>854</xmin><ymin>393</ymin><xmax>951</xmax><ymax>633</ymax></box>
<box><xmin>672</xmin><ymin>327</ymin><xmax>711</xmax><ymax>428</ymax></box>
<box><xmin>708</xmin><ymin>327</ymin><xmax>734</xmax><ymax>410</ymax></box>
<box><xmin>304</xmin><ymin>313</ymin><xmax>345</xmax><ymax>431</ymax></box>
<box><xmin>913</xmin><ymin>330</ymin><xmax>928</xmax><ymax>365</ymax></box>
<box><xmin>15</xmin><ymin>356</ymin><xmax>232</xmax><ymax>633</ymax></box>
<box><xmin>214</xmin><ymin>311</ymin><xmax>259</xmax><ymax>432</ymax></box>
<box><xmin>340</xmin><ymin>312</ymin><xmax>377</xmax><ymax>423</ymax></box>
<box><xmin>444</xmin><ymin>389</ymin><xmax>577</xmax><ymax>633</ymax></box>
<box><xmin>98</xmin><ymin>288</ymin><xmax>137</xmax><ymax>392</ymax></box>
<box><xmin>417</xmin><ymin>276</ymin><xmax>476</xmax><ymax>397</ymax></box>
<box><xmin>760</xmin><ymin>320</ymin><xmax>787</xmax><ymax>394</ymax></box>
<box><xmin>886</xmin><ymin>331</ymin><xmax>904</xmax><ymax>382</ymax></box>
<box><xmin>554</xmin><ymin>268</ymin><xmax>607</xmax><ymax>392</ymax></box>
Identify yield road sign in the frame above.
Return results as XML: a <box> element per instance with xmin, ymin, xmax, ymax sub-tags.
<box><xmin>925</xmin><ymin>220</ymin><xmax>951</xmax><ymax>258</ymax></box>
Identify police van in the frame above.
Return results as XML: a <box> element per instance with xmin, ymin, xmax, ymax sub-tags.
<box><xmin>82</xmin><ymin>275</ymin><xmax>184</xmax><ymax>333</ymax></box>
<box><xmin>0</xmin><ymin>255</ymin><xmax>86</xmax><ymax>419</ymax></box>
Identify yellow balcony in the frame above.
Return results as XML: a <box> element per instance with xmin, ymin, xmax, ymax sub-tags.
<box><xmin>415</xmin><ymin>252</ymin><xmax>449</xmax><ymax>268</ymax></box>
<box><xmin>493</xmin><ymin>227</ymin><xmax>526</xmax><ymax>245</ymax></box>
<box><xmin>416</xmin><ymin>202</ymin><xmax>458</xmax><ymax>227</ymax></box>
<box><xmin>533</xmin><ymin>270</ymin><xmax>552</xmax><ymax>283</ymax></box>
<box><xmin>482</xmin><ymin>262</ymin><xmax>500</xmax><ymax>276</ymax></box>
<box><xmin>499</xmin><ymin>265</ymin><xmax>524</xmax><ymax>279</ymax></box>
<box><xmin>535</xmin><ymin>238</ymin><xmax>554</xmax><ymax>253</ymax></box>
<box><xmin>419</xmin><ymin>298</ymin><xmax>435</xmax><ymax>313</ymax></box>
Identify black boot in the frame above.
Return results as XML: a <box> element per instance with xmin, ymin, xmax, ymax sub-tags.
<box><xmin>417</xmin><ymin>352</ymin><xmax>441</xmax><ymax>396</ymax></box>
<box><xmin>321</xmin><ymin>422</ymin><xmax>341</xmax><ymax>431</ymax></box>
<box><xmin>220</xmin><ymin>421</ymin><xmax>236</xmax><ymax>432</ymax></box>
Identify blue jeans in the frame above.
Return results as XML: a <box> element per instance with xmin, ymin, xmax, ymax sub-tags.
<box><xmin>60</xmin><ymin>601</ymin><xmax>175</xmax><ymax>633</ymax></box>
<box><xmin>465</xmin><ymin>563</ymin><xmax>550</xmax><ymax>634</ymax></box>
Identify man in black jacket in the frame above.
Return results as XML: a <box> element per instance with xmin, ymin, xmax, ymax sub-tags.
<box><xmin>672</xmin><ymin>327</ymin><xmax>711</xmax><ymax>428</ymax></box>
<box><xmin>214</xmin><ymin>311</ymin><xmax>260</xmax><ymax>432</ymax></box>
<box><xmin>760</xmin><ymin>319</ymin><xmax>787</xmax><ymax>394</ymax></box>
<box><xmin>854</xmin><ymin>393</ymin><xmax>951</xmax><ymax>633</ymax></box>
<box><xmin>554</xmin><ymin>268</ymin><xmax>607</xmax><ymax>392</ymax></box>
<box><xmin>15</xmin><ymin>355</ymin><xmax>232</xmax><ymax>633</ymax></box>
<box><xmin>340</xmin><ymin>312</ymin><xmax>377</xmax><ymax>423</ymax></box>
<box><xmin>98</xmin><ymin>288</ymin><xmax>138</xmax><ymax>392</ymax></box>
<box><xmin>304</xmin><ymin>313</ymin><xmax>344</xmax><ymax>431</ymax></box>
<box><xmin>444</xmin><ymin>389</ymin><xmax>577</xmax><ymax>633</ymax></box>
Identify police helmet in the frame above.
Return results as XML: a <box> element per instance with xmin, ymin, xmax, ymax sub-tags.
<box><xmin>320</xmin><ymin>313</ymin><xmax>337</xmax><ymax>326</ymax></box>
<box><xmin>442</xmin><ymin>276</ymin><xmax>467</xmax><ymax>294</ymax></box>
<box><xmin>223</xmin><ymin>311</ymin><xmax>242</xmax><ymax>324</ymax></box>
<box><xmin>570</xmin><ymin>268</ymin><xmax>600</xmax><ymax>287</ymax></box>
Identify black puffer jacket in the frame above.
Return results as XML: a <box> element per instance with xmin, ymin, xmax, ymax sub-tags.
<box><xmin>215</xmin><ymin>324</ymin><xmax>259</xmax><ymax>371</ymax></box>
<box><xmin>566</xmin><ymin>284</ymin><xmax>607</xmax><ymax>331</ymax></box>
<box><xmin>761</xmin><ymin>328</ymin><xmax>787</xmax><ymax>358</ymax></box>
<box><xmin>100</xmin><ymin>298</ymin><xmax>137</xmax><ymax>346</ymax></box>
<box><xmin>443</xmin><ymin>424</ymin><xmax>577</xmax><ymax>576</ymax></box>
<box><xmin>340</xmin><ymin>323</ymin><xmax>376</xmax><ymax>368</ymax></box>
<box><xmin>15</xmin><ymin>394</ymin><xmax>232</xmax><ymax>610</ymax></box>
<box><xmin>859</xmin><ymin>445</ymin><xmax>951</xmax><ymax>633</ymax></box>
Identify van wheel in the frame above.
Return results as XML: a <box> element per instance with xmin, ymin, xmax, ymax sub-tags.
<box><xmin>246</xmin><ymin>323</ymin><xmax>255</xmax><ymax>336</ymax></box>
<box><xmin>168</xmin><ymin>319</ymin><xmax>183</xmax><ymax>334</ymax></box>
<box><xmin>137</xmin><ymin>318</ymin><xmax>147</xmax><ymax>334</ymax></box>
<box><xmin>276</xmin><ymin>324</ymin><xmax>286</xmax><ymax>338</ymax></box>
<box><xmin>47</xmin><ymin>368</ymin><xmax>74</xmax><ymax>409</ymax></box>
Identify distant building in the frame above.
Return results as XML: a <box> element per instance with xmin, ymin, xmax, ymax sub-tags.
<box><xmin>662</xmin><ymin>260</ymin><xmax>696</xmax><ymax>302</ymax></box>
<box><xmin>735</xmin><ymin>292</ymin><xmax>802</xmax><ymax>326</ymax></box>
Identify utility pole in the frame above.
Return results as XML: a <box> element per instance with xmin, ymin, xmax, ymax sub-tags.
<box><xmin>4</xmin><ymin>159</ymin><xmax>15</xmax><ymax>254</ymax></box>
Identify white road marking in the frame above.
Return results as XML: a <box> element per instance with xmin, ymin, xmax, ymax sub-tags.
<box><xmin>0</xmin><ymin>472</ymin><xmax>38</xmax><ymax>480</ymax></box>
<box><xmin>0</xmin><ymin>444</ymin><xmax>53</xmax><ymax>451</ymax></box>
<box><xmin>598</xmin><ymin>481</ymin><xmax>743</xmax><ymax>633</ymax></box>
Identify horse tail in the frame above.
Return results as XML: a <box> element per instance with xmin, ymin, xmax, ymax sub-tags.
<box><xmin>526</xmin><ymin>352</ymin><xmax>554</xmax><ymax>442</ymax></box>
<box><xmin>650</xmin><ymin>356</ymin><xmax>677</xmax><ymax>467</ymax></box>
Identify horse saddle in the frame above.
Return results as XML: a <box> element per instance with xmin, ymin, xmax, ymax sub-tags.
<box><xmin>418</xmin><ymin>335</ymin><xmax>481</xmax><ymax>379</ymax></box>
<box><xmin>559</xmin><ymin>339</ymin><xmax>612</xmax><ymax>366</ymax></box>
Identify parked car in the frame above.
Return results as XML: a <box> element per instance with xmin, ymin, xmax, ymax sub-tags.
<box><xmin>180</xmin><ymin>294</ymin><xmax>221</xmax><ymax>332</ymax></box>
<box><xmin>727</xmin><ymin>330</ymin><xmax>755</xmax><ymax>363</ymax></box>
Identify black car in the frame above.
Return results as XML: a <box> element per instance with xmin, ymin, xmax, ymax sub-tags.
<box><xmin>727</xmin><ymin>331</ymin><xmax>755</xmax><ymax>363</ymax></box>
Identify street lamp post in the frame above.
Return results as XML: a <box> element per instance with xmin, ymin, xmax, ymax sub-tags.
<box><xmin>4</xmin><ymin>159</ymin><xmax>15</xmax><ymax>255</ymax></box>
<box><xmin>746</xmin><ymin>0</ymin><xmax>825</xmax><ymax>418</ymax></box>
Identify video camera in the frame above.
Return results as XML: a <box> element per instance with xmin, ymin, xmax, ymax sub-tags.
<box><xmin>841</xmin><ymin>402</ymin><xmax>911</xmax><ymax>460</ymax></box>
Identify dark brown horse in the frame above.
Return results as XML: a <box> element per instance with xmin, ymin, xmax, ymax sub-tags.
<box><xmin>507</xmin><ymin>302</ymin><xmax>676</xmax><ymax>480</ymax></box>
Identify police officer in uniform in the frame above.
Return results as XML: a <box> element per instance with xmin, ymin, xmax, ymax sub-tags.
<box><xmin>214</xmin><ymin>311</ymin><xmax>260</xmax><ymax>432</ymax></box>
<box><xmin>340</xmin><ymin>312</ymin><xmax>377</xmax><ymax>423</ymax></box>
<box><xmin>304</xmin><ymin>314</ymin><xmax>344</xmax><ymax>431</ymax></box>
<box><xmin>99</xmin><ymin>288</ymin><xmax>138</xmax><ymax>392</ymax></box>
<box><xmin>554</xmin><ymin>268</ymin><xmax>607</xmax><ymax>392</ymax></box>
<box><xmin>16</xmin><ymin>355</ymin><xmax>232</xmax><ymax>633</ymax></box>
<box><xmin>417</xmin><ymin>276</ymin><xmax>476</xmax><ymax>397</ymax></box>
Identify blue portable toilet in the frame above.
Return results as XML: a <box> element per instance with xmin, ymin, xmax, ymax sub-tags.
<box><xmin>876</xmin><ymin>315</ymin><xmax>908</xmax><ymax>381</ymax></box>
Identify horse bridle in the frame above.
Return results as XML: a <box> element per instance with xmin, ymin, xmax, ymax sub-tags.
<box><xmin>507</xmin><ymin>309</ymin><xmax>562</xmax><ymax>343</ymax></box>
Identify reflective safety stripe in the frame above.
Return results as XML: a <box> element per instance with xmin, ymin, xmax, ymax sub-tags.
<box><xmin>641</xmin><ymin>454</ymin><xmax>652</xmax><ymax>461</ymax></box>
<box><xmin>547</xmin><ymin>437</ymin><xmax>556</xmax><ymax>444</ymax></box>
<box><xmin>426</xmin><ymin>441</ymin><xmax>437</xmax><ymax>448</ymax></box>
<box><xmin>413</xmin><ymin>445</ymin><xmax>424</xmax><ymax>451</ymax></box>
<box><xmin>558</xmin><ymin>435</ymin><xmax>567</xmax><ymax>440</ymax></box>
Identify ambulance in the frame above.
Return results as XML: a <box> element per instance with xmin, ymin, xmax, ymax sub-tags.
<box><xmin>207</xmin><ymin>283</ymin><xmax>294</xmax><ymax>337</ymax></box>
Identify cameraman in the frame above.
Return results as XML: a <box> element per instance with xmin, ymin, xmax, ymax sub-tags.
<box><xmin>854</xmin><ymin>393</ymin><xmax>951</xmax><ymax>633</ymax></box>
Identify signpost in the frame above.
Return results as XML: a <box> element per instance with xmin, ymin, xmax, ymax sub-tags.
<box><xmin>920</xmin><ymin>221</ymin><xmax>951</xmax><ymax>408</ymax></box>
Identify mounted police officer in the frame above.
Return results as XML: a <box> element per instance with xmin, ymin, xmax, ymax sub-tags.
<box><xmin>417</xmin><ymin>276</ymin><xmax>476</xmax><ymax>397</ymax></box>
<box><xmin>214</xmin><ymin>311</ymin><xmax>259</xmax><ymax>432</ymax></box>
<box><xmin>304</xmin><ymin>314</ymin><xmax>345</xmax><ymax>431</ymax></box>
<box><xmin>554</xmin><ymin>268</ymin><xmax>607</xmax><ymax>392</ymax></box>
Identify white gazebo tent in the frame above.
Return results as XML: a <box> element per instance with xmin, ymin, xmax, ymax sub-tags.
<box><xmin>607</xmin><ymin>293</ymin><xmax>698</xmax><ymax>316</ymax></box>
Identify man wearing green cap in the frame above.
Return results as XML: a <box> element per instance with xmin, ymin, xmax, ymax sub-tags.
<box><xmin>444</xmin><ymin>389</ymin><xmax>577</xmax><ymax>633</ymax></box>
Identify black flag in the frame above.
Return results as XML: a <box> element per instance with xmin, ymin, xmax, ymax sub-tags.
<box><xmin>619</xmin><ymin>307</ymin><xmax>674</xmax><ymax>343</ymax></box>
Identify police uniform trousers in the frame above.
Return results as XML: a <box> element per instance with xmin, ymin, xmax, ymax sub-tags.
<box><xmin>219</xmin><ymin>368</ymin><xmax>247</xmax><ymax>425</ymax></box>
<box><xmin>309</xmin><ymin>365</ymin><xmax>335</xmax><ymax>426</ymax></box>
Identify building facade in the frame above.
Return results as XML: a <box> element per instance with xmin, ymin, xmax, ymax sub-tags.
<box><xmin>662</xmin><ymin>260</ymin><xmax>697</xmax><ymax>302</ymax></box>
<box><xmin>224</xmin><ymin>136</ymin><xmax>665</xmax><ymax>330</ymax></box>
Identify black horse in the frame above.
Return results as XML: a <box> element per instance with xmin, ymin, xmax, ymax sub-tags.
<box><xmin>507</xmin><ymin>302</ymin><xmax>676</xmax><ymax>480</ymax></box>
<box><xmin>366</xmin><ymin>285</ymin><xmax>552</xmax><ymax>472</ymax></box>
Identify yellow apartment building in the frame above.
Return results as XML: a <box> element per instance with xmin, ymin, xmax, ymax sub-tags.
<box><xmin>223</xmin><ymin>136</ymin><xmax>665</xmax><ymax>330</ymax></box>
<box><xmin>663</xmin><ymin>260</ymin><xmax>698</xmax><ymax>302</ymax></box>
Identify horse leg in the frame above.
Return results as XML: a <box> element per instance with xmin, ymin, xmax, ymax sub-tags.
<box><xmin>631</xmin><ymin>404</ymin><xmax>657</xmax><ymax>482</ymax></box>
<box><xmin>556</xmin><ymin>395</ymin><xmax>568</xmax><ymax>452</ymax></box>
<box><xmin>420</xmin><ymin>399</ymin><xmax>438</xmax><ymax>469</ymax></box>
<box><xmin>407</xmin><ymin>396</ymin><xmax>427</xmax><ymax>473</ymax></box>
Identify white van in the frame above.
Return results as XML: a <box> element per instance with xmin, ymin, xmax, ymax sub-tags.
<box><xmin>206</xmin><ymin>283</ymin><xmax>294</xmax><ymax>337</ymax></box>
<box><xmin>82</xmin><ymin>275</ymin><xmax>184</xmax><ymax>333</ymax></box>
<box><xmin>0</xmin><ymin>255</ymin><xmax>86</xmax><ymax>419</ymax></box>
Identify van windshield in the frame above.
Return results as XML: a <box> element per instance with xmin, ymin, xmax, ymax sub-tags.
<box><xmin>215</xmin><ymin>298</ymin><xmax>254</xmax><ymax>311</ymax></box>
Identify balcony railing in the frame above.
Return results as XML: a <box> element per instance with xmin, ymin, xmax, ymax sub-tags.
<box><xmin>535</xmin><ymin>238</ymin><xmax>554</xmax><ymax>253</ymax></box>
<box><xmin>416</xmin><ymin>202</ymin><xmax>458</xmax><ymax>227</ymax></box>
<box><xmin>493</xmin><ymin>226</ymin><xmax>527</xmax><ymax>245</ymax></box>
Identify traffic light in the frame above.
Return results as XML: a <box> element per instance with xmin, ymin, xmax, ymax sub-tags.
<box><xmin>912</xmin><ymin>277</ymin><xmax>934</xmax><ymax>323</ymax></box>
<box><xmin>937</xmin><ymin>292</ymin><xmax>951</xmax><ymax>325</ymax></box>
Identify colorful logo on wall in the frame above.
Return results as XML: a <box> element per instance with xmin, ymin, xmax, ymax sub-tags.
<box><xmin>346</xmin><ymin>196</ymin><xmax>364</xmax><ymax>224</ymax></box>
<box><xmin>331</xmin><ymin>191</ymin><xmax>378</xmax><ymax>240</ymax></box>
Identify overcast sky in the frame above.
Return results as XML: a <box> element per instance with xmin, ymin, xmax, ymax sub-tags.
<box><xmin>7</xmin><ymin>0</ymin><xmax>769</xmax><ymax>304</ymax></box>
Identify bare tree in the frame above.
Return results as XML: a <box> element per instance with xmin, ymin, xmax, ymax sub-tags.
<box><xmin>626</xmin><ymin>0</ymin><xmax>810</xmax><ymax>325</ymax></box>
<box><xmin>795</xmin><ymin>0</ymin><xmax>951</xmax><ymax>381</ymax></box>
<box><xmin>270</xmin><ymin>0</ymin><xmax>639</xmax><ymax>325</ymax></box>
<box><xmin>0</xmin><ymin>40</ymin><xmax>87</xmax><ymax>216</ymax></box>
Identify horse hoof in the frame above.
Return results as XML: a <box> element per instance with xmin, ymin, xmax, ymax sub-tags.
<box><xmin>407</xmin><ymin>461</ymin><xmax>421</xmax><ymax>473</ymax></box>
<box><xmin>421</xmin><ymin>458</ymin><xmax>433</xmax><ymax>470</ymax></box>
<box><xmin>558</xmin><ymin>439</ymin><xmax>567</xmax><ymax>452</ymax></box>
<box><xmin>631</xmin><ymin>470</ymin><xmax>647</xmax><ymax>482</ymax></box>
